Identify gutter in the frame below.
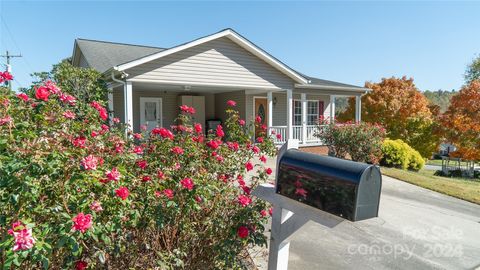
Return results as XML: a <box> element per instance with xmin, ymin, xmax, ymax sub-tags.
<box><xmin>294</xmin><ymin>83</ymin><xmax>371</xmax><ymax>93</ymax></box>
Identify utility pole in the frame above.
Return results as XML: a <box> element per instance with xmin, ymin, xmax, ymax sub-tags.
<box><xmin>1</xmin><ymin>50</ymin><xmax>22</xmax><ymax>90</ymax></box>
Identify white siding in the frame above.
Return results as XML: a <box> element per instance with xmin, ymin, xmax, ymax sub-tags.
<box><xmin>127</xmin><ymin>37</ymin><xmax>294</xmax><ymax>90</ymax></box>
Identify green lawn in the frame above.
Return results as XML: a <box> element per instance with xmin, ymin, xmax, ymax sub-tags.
<box><xmin>426</xmin><ymin>159</ymin><xmax>478</xmax><ymax>167</ymax></box>
<box><xmin>381</xmin><ymin>167</ymin><xmax>480</xmax><ymax>205</ymax></box>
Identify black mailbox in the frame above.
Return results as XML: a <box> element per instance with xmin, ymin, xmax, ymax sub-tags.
<box><xmin>276</xmin><ymin>149</ymin><xmax>382</xmax><ymax>222</ymax></box>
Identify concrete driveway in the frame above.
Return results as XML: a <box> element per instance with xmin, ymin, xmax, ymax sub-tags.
<box><xmin>252</xmin><ymin>158</ymin><xmax>480</xmax><ymax>270</ymax></box>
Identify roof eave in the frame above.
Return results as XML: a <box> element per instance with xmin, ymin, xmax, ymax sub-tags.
<box><xmin>295</xmin><ymin>83</ymin><xmax>371</xmax><ymax>93</ymax></box>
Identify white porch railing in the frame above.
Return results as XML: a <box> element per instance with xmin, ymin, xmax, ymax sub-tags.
<box><xmin>269</xmin><ymin>125</ymin><xmax>324</xmax><ymax>145</ymax></box>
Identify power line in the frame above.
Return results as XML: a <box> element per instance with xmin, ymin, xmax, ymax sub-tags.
<box><xmin>1</xmin><ymin>50</ymin><xmax>22</xmax><ymax>90</ymax></box>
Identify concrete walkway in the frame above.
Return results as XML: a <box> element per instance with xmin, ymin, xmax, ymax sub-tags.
<box><xmin>251</xmin><ymin>157</ymin><xmax>480</xmax><ymax>270</ymax></box>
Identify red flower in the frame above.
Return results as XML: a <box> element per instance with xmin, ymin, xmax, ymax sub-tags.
<box><xmin>238</xmin><ymin>119</ymin><xmax>245</xmax><ymax>126</ymax></box>
<box><xmin>195</xmin><ymin>195</ymin><xmax>203</xmax><ymax>203</ymax></box>
<box><xmin>216</xmin><ymin>125</ymin><xmax>224</xmax><ymax>137</ymax></box>
<box><xmin>252</xmin><ymin>146</ymin><xmax>260</xmax><ymax>154</ymax></box>
<box><xmin>115</xmin><ymin>186</ymin><xmax>129</xmax><ymax>200</ymax></box>
<box><xmin>171</xmin><ymin>146</ymin><xmax>184</xmax><ymax>155</ymax></box>
<box><xmin>142</xmin><ymin>175</ymin><xmax>151</xmax><ymax>182</ymax></box>
<box><xmin>1</xmin><ymin>71</ymin><xmax>13</xmax><ymax>81</ymax></box>
<box><xmin>269</xmin><ymin>208</ymin><xmax>273</xmax><ymax>216</ymax></box>
<box><xmin>81</xmin><ymin>155</ymin><xmax>99</xmax><ymax>170</ymax></box>
<box><xmin>295</xmin><ymin>188</ymin><xmax>307</xmax><ymax>197</ymax></box>
<box><xmin>227</xmin><ymin>100</ymin><xmax>237</xmax><ymax>107</ymax></box>
<box><xmin>105</xmin><ymin>167</ymin><xmax>121</xmax><ymax>181</ymax></box>
<box><xmin>194</xmin><ymin>123</ymin><xmax>203</xmax><ymax>134</ymax></box>
<box><xmin>35</xmin><ymin>86</ymin><xmax>51</xmax><ymax>101</ymax></box>
<box><xmin>255</xmin><ymin>115</ymin><xmax>262</xmax><ymax>123</ymax></box>
<box><xmin>180</xmin><ymin>177</ymin><xmax>194</xmax><ymax>190</ymax></box>
<box><xmin>0</xmin><ymin>116</ymin><xmax>12</xmax><ymax>126</ymax></box>
<box><xmin>59</xmin><ymin>93</ymin><xmax>76</xmax><ymax>105</ymax></box>
<box><xmin>75</xmin><ymin>260</ymin><xmax>88</xmax><ymax>270</ymax></box>
<box><xmin>133</xmin><ymin>133</ymin><xmax>142</xmax><ymax>139</ymax></box>
<box><xmin>163</xmin><ymin>189</ymin><xmax>174</xmax><ymax>199</ymax></box>
<box><xmin>72</xmin><ymin>213</ymin><xmax>92</xmax><ymax>233</ymax></box>
<box><xmin>179</xmin><ymin>105</ymin><xmax>196</xmax><ymax>114</ymax></box>
<box><xmin>237</xmin><ymin>195</ymin><xmax>252</xmax><ymax>207</ymax></box>
<box><xmin>266</xmin><ymin>168</ymin><xmax>273</xmax><ymax>175</ymax></box>
<box><xmin>136</xmin><ymin>160</ymin><xmax>148</xmax><ymax>169</ymax></box>
<box><xmin>245</xmin><ymin>161</ymin><xmax>253</xmax><ymax>172</ymax></box>
<box><xmin>16</xmin><ymin>93</ymin><xmax>29</xmax><ymax>102</ymax></box>
<box><xmin>237</xmin><ymin>226</ymin><xmax>249</xmax><ymax>239</ymax></box>
<box><xmin>206</xmin><ymin>139</ymin><xmax>221</xmax><ymax>150</ymax></box>
<box><xmin>44</xmin><ymin>80</ymin><xmax>60</xmax><ymax>94</ymax></box>
<box><xmin>227</xmin><ymin>141</ymin><xmax>239</xmax><ymax>151</ymax></box>
<box><xmin>133</xmin><ymin>146</ymin><xmax>143</xmax><ymax>154</ymax></box>
<box><xmin>259</xmin><ymin>155</ymin><xmax>267</xmax><ymax>163</ymax></box>
<box><xmin>256</xmin><ymin>137</ymin><xmax>264</xmax><ymax>143</ymax></box>
<box><xmin>276</xmin><ymin>134</ymin><xmax>282</xmax><ymax>140</ymax></box>
<box><xmin>98</xmin><ymin>108</ymin><xmax>108</xmax><ymax>121</ymax></box>
<box><xmin>72</xmin><ymin>136</ymin><xmax>87</xmax><ymax>148</ymax></box>
<box><xmin>152</xmin><ymin>127</ymin><xmax>174</xmax><ymax>140</ymax></box>
<box><xmin>157</xmin><ymin>170</ymin><xmax>165</xmax><ymax>179</ymax></box>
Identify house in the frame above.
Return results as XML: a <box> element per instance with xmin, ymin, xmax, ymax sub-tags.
<box><xmin>71</xmin><ymin>28</ymin><xmax>368</xmax><ymax>146</ymax></box>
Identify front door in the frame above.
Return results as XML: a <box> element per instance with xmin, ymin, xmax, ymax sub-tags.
<box><xmin>140</xmin><ymin>97</ymin><xmax>162</xmax><ymax>132</ymax></box>
<box><xmin>254</xmin><ymin>97</ymin><xmax>268</xmax><ymax>138</ymax></box>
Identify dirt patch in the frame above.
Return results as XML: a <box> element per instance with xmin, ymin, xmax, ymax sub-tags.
<box><xmin>299</xmin><ymin>146</ymin><xmax>329</xmax><ymax>155</ymax></box>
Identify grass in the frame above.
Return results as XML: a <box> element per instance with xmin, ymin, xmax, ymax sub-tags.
<box><xmin>426</xmin><ymin>159</ymin><xmax>478</xmax><ymax>167</ymax></box>
<box><xmin>381</xmin><ymin>167</ymin><xmax>480</xmax><ymax>205</ymax></box>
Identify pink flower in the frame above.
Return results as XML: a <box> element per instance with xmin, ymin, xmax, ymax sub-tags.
<box><xmin>35</xmin><ymin>86</ymin><xmax>51</xmax><ymax>101</ymax></box>
<box><xmin>101</xmin><ymin>124</ymin><xmax>109</xmax><ymax>131</ymax></box>
<box><xmin>295</xmin><ymin>188</ymin><xmax>307</xmax><ymax>197</ymax></box>
<box><xmin>252</xmin><ymin>146</ymin><xmax>260</xmax><ymax>154</ymax></box>
<box><xmin>194</xmin><ymin>123</ymin><xmax>203</xmax><ymax>134</ymax></box>
<box><xmin>269</xmin><ymin>208</ymin><xmax>273</xmax><ymax>216</ymax></box>
<box><xmin>81</xmin><ymin>155</ymin><xmax>99</xmax><ymax>170</ymax></box>
<box><xmin>179</xmin><ymin>105</ymin><xmax>196</xmax><ymax>114</ymax></box>
<box><xmin>216</xmin><ymin>125</ymin><xmax>224</xmax><ymax>137</ymax></box>
<box><xmin>133</xmin><ymin>133</ymin><xmax>142</xmax><ymax>139</ymax></box>
<box><xmin>136</xmin><ymin>160</ymin><xmax>148</xmax><ymax>169</ymax></box>
<box><xmin>59</xmin><ymin>93</ymin><xmax>76</xmax><ymax>105</ymax></box>
<box><xmin>237</xmin><ymin>195</ymin><xmax>252</xmax><ymax>207</ymax></box>
<box><xmin>63</xmin><ymin>110</ymin><xmax>76</xmax><ymax>119</ymax></box>
<box><xmin>133</xmin><ymin>146</ymin><xmax>143</xmax><ymax>154</ymax></box>
<box><xmin>227</xmin><ymin>141</ymin><xmax>239</xmax><ymax>151</ymax></box>
<box><xmin>140</xmin><ymin>125</ymin><xmax>147</xmax><ymax>131</ymax></box>
<box><xmin>238</xmin><ymin>119</ymin><xmax>245</xmax><ymax>126</ymax></box>
<box><xmin>90</xmin><ymin>201</ymin><xmax>103</xmax><ymax>212</ymax></box>
<box><xmin>98</xmin><ymin>108</ymin><xmax>108</xmax><ymax>121</ymax></box>
<box><xmin>227</xmin><ymin>100</ymin><xmax>237</xmax><ymax>107</ymax></box>
<box><xmin>276</xmin><ymin>134</ymin><xmax>282</xmax><ymax>140</ymax></box>
<box><xmin>245</xmin><ymin>161</ymin><xmax>253</xmax><ymax>172</ymax></box>
<box><xmin>259</xmin><ymin>155</ymin><xmax>267</xmax><ymax>163</ymax></box>
<box><xmin>237</xmin><ymin>226</ymin><xmax>249</xmax><ymax>239</ymax></box>
<box><xmin>72</xmin><ymin>213</ymin><xmax>92</xmax><ymax>233</ymax></box>
<box><xmin>115</xmin><ymin>186</ymin><xmax>129</xmax><ymax>200</ymax></box>
<box><xmin>75</xmin><ymin>261</ymin><xmax>88</xmax><ymax>270</ymax></box>
<box><xmin>113</xmin><ymin>117</ymin><xmax>120</xmax><ymax>123</ymax></box>
<box><xmin>0</xmin><ymin>116</ymin><xmax>12</xmax><ymax>126</ymax></box>
<box><xmin>266</xmin><ymin>168</ymin><xmax>273</xmax><ymax>175</ymax></box>
<box><xmin>152</xmin><ymin>127</ymin><xmax>174</xmax><ymax>140</ymax></box>
<box><xmin>157</xmin><ymin>170</ymin><xmax>165</xmax><ymax>179</ymax></box>
<box><xmin>16</xmin><ymin>93</ymin><xmax>29</xmax><ymax>102</ymax></box>
<box><xmin>44</xmin><ymin>80</ymin><xmax>60</xmax><ymax>94</ymax></box>
<box><xmin>255</xmin><ymin>115</ymin><xmax>262</xmax><ymax>123</ymax></box>
<box><xmin>91</xmin><ymin>130</ymin><xmax>99</xmax><ymax>137</ymax></box>
<box><xmin>256</xmin><ymin>137</ymin><xmax>264</xmax><ymax>143</ymax></box>
<box><xmin>72</xmin><ymin>136</ymin><xmax>87</xmax><ymax>148</ymax></box>
<box><xmin>171</xmin><ymin>146</ymin><xmax>184</xmax><ymax>155</ymax></box>
<box><xmin>260</xmin><ymin>209</ymin><xmax>267</xmax><ymax>217</ymax></box>
<box><xmin>105</xmin><ymin>167</ymin><xmax>121</xmax><ymax>181</ymax></box>
<box><xmin>180</xmin><ymin>177</ymin><xmax>194</xmax><ymax>190</ymax></box>
<box><xmin>163</xmin><ymin>189</ymin><xmax>174</xmax><ymax>199</ymax></box>
<box><xmin>195</xmin><ymin>195</ymin><xmax>203</xmax><ymax>203</ymax></box>
<box><xmin>12</xmin><ymin>227</ymin><xmax>36</xmax><ymax>252</ymax></box>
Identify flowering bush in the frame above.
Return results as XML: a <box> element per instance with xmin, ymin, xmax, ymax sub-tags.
<box><xmin>315</xmin><ymin>119</ymin><xmax>386</xmax><ymax>164</ymax></box>
<box><xmin>0</xmin><ymin>75</ymin><xmax>275</xmax><ymax>268</ymax></box>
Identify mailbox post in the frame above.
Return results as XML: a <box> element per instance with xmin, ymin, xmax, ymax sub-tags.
<box><xmin>252</xmin><ymin>139</ymin><xmax>382</xmax><ymax>270</ymax></box>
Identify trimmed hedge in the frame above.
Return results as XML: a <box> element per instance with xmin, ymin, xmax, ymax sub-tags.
<box><xmin>381</xmin><ymin>139</ymin><xmax>425</xmax><ymax>171</ymax></box>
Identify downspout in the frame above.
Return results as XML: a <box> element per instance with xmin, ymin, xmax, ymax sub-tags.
<box><xmin>111</xmin><ymin>69</ymin><xmax>129</xmax><ymax>136</ymax></box>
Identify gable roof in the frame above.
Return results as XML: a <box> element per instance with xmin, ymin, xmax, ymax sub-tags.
<box><xmin>301</xmin><ymin>75</ymin><xmax>368</xmax><ymax>91</ymax></box>
<box><xmin>110</xmin><ymin>28</ymin><xmax>309</xmax><ymax>84</ymax></box>
<box><xmin>73</xmin><ymin>39</ymin><xmax>165</xmax><ymax>73</ymax></box>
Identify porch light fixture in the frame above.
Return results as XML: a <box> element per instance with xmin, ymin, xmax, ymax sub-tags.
<box><xmin>184</xmin><ymin>85</ymin><xmax>191</xmax><ymax>91</ymax></box>
<box><xmin>273</xmin><ymin>97</ymin><xmax>277</xmax><ymax>106</ymax></box>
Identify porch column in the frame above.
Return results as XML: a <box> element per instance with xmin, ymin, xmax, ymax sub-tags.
<box><xmin>329</xmin><ymin>95</ymin><xmax>336</xmax><ymax>123</ymax></box>
<box><xmin>301</xmin><ymin>93</ymin><xmax>307</xmax><ymax>144</ymax></box>
<box><xmin>355</xmin><ymin>95</ymin><xmax>362</xmax><ymax>123</ymax></box>
<box><xmin>267</xmin><ymin>91</ymin><xmax>273</xmax><ymax>131</ymax></box>
<box><xmin>107</xmin><ymin>87</ymin><xmax>114</xmax><ymax>125</ymax></box>
<box><xmin>124</xmin><ymin>81</ymin><xmax>133</xmax><ymax>131</ymax></box>
<box><xmin>286</xmin><ymin>89</ymin><xmax>293</xmax><ymax>140</ymax></box>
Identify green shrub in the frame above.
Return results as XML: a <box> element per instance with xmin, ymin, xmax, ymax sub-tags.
<box><xmin>381</xmin><ymin>139</ymin><xmax>425</xmax><ymax>171</ymax></box>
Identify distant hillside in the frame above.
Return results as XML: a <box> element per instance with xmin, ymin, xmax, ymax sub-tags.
<box><xmin>423</xmin><ymin>90</ymin><xmax>457</xmax><ymax>113</ymax></box>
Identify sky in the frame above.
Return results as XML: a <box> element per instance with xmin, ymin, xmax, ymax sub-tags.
<box><xmin>0</xmin><ymin>1</ymin><xmax>479</xmax><ymax>92</ymax></box>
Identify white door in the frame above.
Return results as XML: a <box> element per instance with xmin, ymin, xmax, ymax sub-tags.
<box><xmin>140</xmin><ymin>97</ymin><xmax>162</xmax><ymax>132</ymax></box>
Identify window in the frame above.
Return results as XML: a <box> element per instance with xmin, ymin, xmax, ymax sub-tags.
<box><xmin>293</xmin><ymin>100</ymin><xmax>322</xmax><ymax>125</ymax></box>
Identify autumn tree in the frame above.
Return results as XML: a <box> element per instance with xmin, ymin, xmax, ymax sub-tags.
<box><xmin>465</xmin><ymin>54</ymin><xmax>480</xmax><ymax>84</ymax></box>
<box><xmin>338</xmin><ymin>76</ymin><xmax>440</xmax><ymax>157</ymax></box>
<box><xmin>441</xmin><ymin>80</ymin><xmax>480</xmax><ymax>160</ymax></box>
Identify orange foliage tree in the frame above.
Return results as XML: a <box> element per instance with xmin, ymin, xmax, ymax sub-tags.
<box><xmin>441</xmin><ymin>80</ymin><xmax>480</xmax><ymax>161</ymax></box>
<box><xmin>338</xmin><ymin>76</ymin><xmax>440</xmax><ymax>157</ymax></box>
